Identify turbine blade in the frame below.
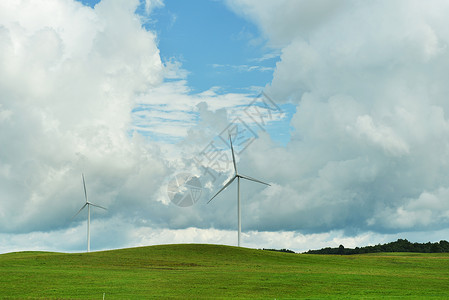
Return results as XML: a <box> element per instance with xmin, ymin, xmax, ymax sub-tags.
<box><xmin>229</xmin><ymin>134</ymin><xmax>237</xmax><ymax>174</ymax></box>
<box><xmin>71</xmin><ymin>203</ymin><xmax>88</xmax><ymax>220</ymax></box>
<box><xmin>207</xmin><ymin>176</ymin><xmax>237</xmax><ymax>204</ymax></box>
<box><xmin>238</xmin><ymin>174</ymin><xmax>271</xmax><ymax>186</ymax></box>
<box><xmin>90</xmin><ymin>203</ymin><xmax>107</xmax><ymax>210</ymax></box>
<box><xmin>82</xmin><ymin>173</ymin><xmax>88</xmax><ymax>203</ymax></box>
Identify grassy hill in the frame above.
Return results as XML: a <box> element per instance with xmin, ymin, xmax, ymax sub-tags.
<box><xmin>1</xmin><ymin>244</ymin><xmax>449</xmax><ymax>299</ymax></box>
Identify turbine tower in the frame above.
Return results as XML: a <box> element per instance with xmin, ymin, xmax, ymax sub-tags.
<box><xmin>72</xmin><ymin>173</ymin><xmax>107</xmax><ymax>252</ymax></box>
<box><xmin>208</xmin><ymin>135</ymin><xmax>270</xmax><ymax>247</ymax></box>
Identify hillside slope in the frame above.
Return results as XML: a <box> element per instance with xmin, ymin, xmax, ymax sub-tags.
<box><xmin>1</xmin><ymin>244</ymin><xmax>449</xmax><ymax>299</ymax></box>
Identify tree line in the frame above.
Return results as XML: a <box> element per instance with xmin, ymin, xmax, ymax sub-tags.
<box><xmin>305</xmin><ymin>239</ymin><xmax>449</xmax><ymax>255</ymax></box>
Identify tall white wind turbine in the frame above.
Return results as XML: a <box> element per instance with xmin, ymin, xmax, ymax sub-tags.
<box><xmin>72</xmin><ymin>173</ymin><xmax>107</xmax><ymax>252</ymax></box>
<box><xmin>208</xmin><ymin>135</ymin><xmax>270</xmax><ymax>247</ymax></box>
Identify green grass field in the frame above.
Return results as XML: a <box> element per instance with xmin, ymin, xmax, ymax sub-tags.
<box><xmin>1</xmin><ymin>244</ymin><xmax>449</xmax><ymax>299</ymax></box>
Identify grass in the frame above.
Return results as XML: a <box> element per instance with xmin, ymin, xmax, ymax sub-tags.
<box><xmin>1</xmin><ymin>244</ymin><xmax>449</xmax><ymax>299</ymax></box>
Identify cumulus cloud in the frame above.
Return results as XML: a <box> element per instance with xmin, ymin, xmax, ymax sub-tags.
<box><xmin>3</xmin><ymin>0</ymin><xmax>449</xmax><ymax>254</ymax></box>
<box><xmin>225</xmin><ymin>0</ymin><xmax>345</xmax><ymax>47</ymax></box>
<box><xmin>0</xmin><ymin>0</ymin><xmax>285</xmax><ymax>253</ymax></box>
<box><xmin>221</xmin><ymin>0</ymin><xmax>449</xmax><ymax>237</ymax></box>
<box><xmin>0</xmin><ymin>0</ymin><xmax>167</xmax><ymax>234</ymax></box>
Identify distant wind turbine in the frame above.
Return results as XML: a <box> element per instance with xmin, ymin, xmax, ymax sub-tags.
<box><xmin>208</xmin><ymin>135</ymin><xmax>270</xmax><ymax>247</ymax></box>
<box><xmin>72</xmin><ymin>173</ymin><xmax>107</xmax><ymax>252</ymax></box>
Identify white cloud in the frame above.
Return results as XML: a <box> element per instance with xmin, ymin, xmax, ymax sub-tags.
<box><xmin>3</xmin><ymin>219</ymin><xmax>449</xmax><ymax>254</ymax></box>
<box><xmin>352</xmin><ymin>115</ymin><xmax>409</xmax><ymax>157</ymax></box>
<box><xmin>0</xmin><ymin>0</ymin><xmax>167</xmax><ymax>234</ymax></box>
<box><xmin>3</xmin><ymin>0</ymin><xmax>449</xmax><ymax>254</ymax></box>
<box><xmin>211</xmin><ymin>63</ymin><xmax>274</xmax><ymax>72</ymax></box>
<box><xmin>144</xmin><ymin>0</ymin><xmax>164</xmax><ymax>15</ymax></box>
<box><xmin>222</xmin><ymin>0</ymin><xmax>449</xmax><ymax>238</ymax></box>
<box><xmin>0</xmin><ymin>0</ymin><xmax>289</xmax><ymax>253</ymax></box>
<box><xmin>225</xmin><ymin>0</ymin><xmax>345</xmax><ymax>47</ymax></box>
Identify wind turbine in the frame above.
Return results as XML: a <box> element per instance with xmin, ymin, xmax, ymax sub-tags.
<box><xmin>208</xmin><ymin>135</ymin><xmax>270</xmax><ymax>247</ymax></box>
<box><xmin>72</xmin><ymin>173</ymin><xmax>107</xmax><ymax>252</ymax></box>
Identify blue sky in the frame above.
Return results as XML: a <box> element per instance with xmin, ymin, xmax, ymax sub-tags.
<box><xmin>78</xmin><ymin>0</ymin><xmax>278</xmax><ymax>94</ymax></box>
<box><xmin>76</xmin><ymin>0</ymin><xmax>292</xmax><ymax>145</ymax></box>
<box><xmin>148</xmin><ymin>0</ymin><xmax>277</xmax><ymax>93</ymax></box>
<box><xmin>3</xmin><ymin>0</ymin><xmax>449</xmax><ymax>254</ymax></box>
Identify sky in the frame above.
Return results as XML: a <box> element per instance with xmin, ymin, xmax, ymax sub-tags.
<box><xmin>2</xmin><ymin>0</ymin><xmax>449</xmax><ymax>253</ymax></box>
